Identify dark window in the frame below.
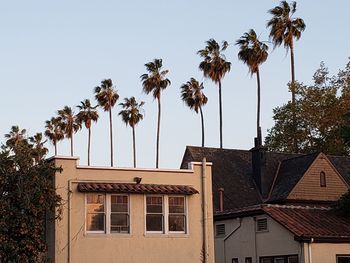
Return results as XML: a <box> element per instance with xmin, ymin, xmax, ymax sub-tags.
<box><xmin>338</xmin><ymin>255</ymin><xmax>350</xmax><ymax>263</ymax></box>
<box><xmin>232</xmin><ymin>258</ymin><xmax>238</xmax><ymax>263</ymax></box>
<box><xmin>245</xmin><ymin>257</ymin><xmax>252</xmax><ymax>263</ymax></box>
<box><xmin>260</xmin><ymin>255</ymin><xmax>298</xmax><ymax>263</ymax></box>
<box><xmin>320</xmin><ymin>171</ymin><xmax>326</xmax><ymax>187</ymax></box>
<box><xmin>216</xmin><ymin>224</ymin><xmax>226</xmax><ymax>236</ymax></box>
<box><xmin>110</xmin><ymin>195</ymin><xmax>129</xmax><ymax>233</ymax></box>
<box><xmin>146</xmin><ymin>196</ymin><xmax>163</xmax><ymax>232</ymax></box>
<box><xmin>256</xmin><ymin>218</ymin><xmax>268</xmax><ymax>232</ymax></box>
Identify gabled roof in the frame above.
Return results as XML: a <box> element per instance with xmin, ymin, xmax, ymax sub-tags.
<box><xmin>215</xmin><ymin>204</ymin><xmax>350</xmax><ymax>242</ymax></box>
<box><xmin>77</xmin><ymin>182</ymin><xmax>199</xmax><ymax>195</ymax></box>
<box><xmin>268</xmin><ymin>153</ymin><xmax>319</xmax><ymax>202</ymax></box>
<box><xmin>181</xmin><ymin>146</ymin><xmax>262</xmax><ymax>211</ymax></box>
<box><xmin>181</xmin><ymin>146</ymin><xmax>350</xmax><ymax>211</ymax></box>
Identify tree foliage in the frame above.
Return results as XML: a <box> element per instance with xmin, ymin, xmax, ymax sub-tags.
<box><xmin>333</xmin><ymin>189</ymin><xmax>350</xmax><ymax>217</ymax></box>
<box><xmin>0</xmin><ymin>128</ymin><xmax>62</xmax><ymax>262</ymax></box>
<box><xmin>265</xmin><ymin>59</ymin><xmax>350</xmax><ymax>155</ymax></box>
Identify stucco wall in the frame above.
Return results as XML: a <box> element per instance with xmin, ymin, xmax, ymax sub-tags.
<box><xmin>215</xmin><ymin>215</ymin><xmax>301</xmax><ymax>263</ymax></box>
<box><xmin>49</xmin><ymin>157</ymin><xmax>214</xmax><ymax>263</ymax></box>
<box><xmin>302</xmin><ymin>243</ymin><xmax>350</xmax><ymax>263</ymax></box>
<box><xmin>288</xmin><ymin>154</ymin><xmax>348</xmax><ymax>201</ymax></box>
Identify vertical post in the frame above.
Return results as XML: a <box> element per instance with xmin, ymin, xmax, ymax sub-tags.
<box><xmin>218</xmin><ymin>188</ymin><xmax>224</xmax><ymax>212</ymax></box>
<box><xmin>201</xmin><ymin>158</ymin><xmax>208</xmax><ymax>263</ymax></box>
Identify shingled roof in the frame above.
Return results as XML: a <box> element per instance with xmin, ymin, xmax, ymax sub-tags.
<box><xmin>269</xmin><ymin>153</ymin><xmax>319</xmax><ymax>202</ymax></box>
<box><xmin>181</xmin><ymin>146</ymin><xmax>350</xmax><ymax>212</ymax></box>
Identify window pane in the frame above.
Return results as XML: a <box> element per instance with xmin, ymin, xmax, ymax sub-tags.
<box><xmin>111</xmin><ymin>214</ymin><xmax>129</xmax><ymax>233</ymax></box>
<box><xmin>261</xmin><ymin>259</ymin><xmax>273</xmax><ymax>263</ymax></box>
<box><xmin>146</xmin><ymin>196</ymin><xmax>163</xmax><ymax>213</ymax></box>
<box><xmin>275</xmin><ymin>258</ymin><xmax>284</xmax><ymax>263</ymax></box>
<box><xmin>146</xmin><ymin>214</ymin><xmax>163</xmax><ymax>231</ymax></box>
<box><xmin>169</xmin><ymin>197</ymin><xmax>185</xmax><ymax>213</ymax></box>
<box><xmin>169</xmin><ymin>215</ymin><xmax>185</xmax><ymax>232</ymax></box>
<box><xmin>86</xmin><ymin>213</ymin><xmax>104</xmax><ymax>231</ymax></box>
<box><xmin>87</xmin><ymin>194</ymin><xmax>105</xmax><ymax>212</ymax></box>
<box><xmin>111</xmin><ymin>195</ymin><xmax>128</xmax><ymax>212</ymax></box>
<box><xmin>338</xmin><ymin>256</ymin><xmax>350</xmax><ymax>263</ymax></box>
<box><xmin>288</xmin><ymin>256</ymin><xmax>298</xmax><ymax>263</ymax></box>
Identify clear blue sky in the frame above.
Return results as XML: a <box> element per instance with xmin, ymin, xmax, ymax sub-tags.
<box><xmin>1</xmin><ymin>1</ymin><xmax>349</xmax><ymax>168</ymax></box>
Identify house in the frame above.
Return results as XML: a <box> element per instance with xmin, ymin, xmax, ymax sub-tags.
<box><xmin>181</xmin><ymin>145</ymin><xmax>350</xmax><ymax>263</ymax></box>
<box><xmin>46</xmin><ymin>156</ymin><xmax>215</xmax><ymax>263</ymax></box>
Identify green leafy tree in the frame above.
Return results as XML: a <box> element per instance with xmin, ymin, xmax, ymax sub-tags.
<box><xmin>236</xmin><ymin>29</ymin><xmax>268</xmax><ymax>143</ymax></box>
<box><xmin>267</xmin><ymin>1</ymin><xmax>306</xmax><ymax>152</ymax></box>
<box><xmin>45</xmin><ymin>117</ymin><xmax>64</xmax><ymax>156</ymax></box>
<box><xmin>198</xmin><ymin>39</ymin><xmax>231</xmax><ymax>148</ymax></box>
<box><xmin>266</xmin><ymin>62</ymin><xmax>349</xmax><ymax>155</ymax></box>
<box><xmin>94</xmin><ymin>79</ymin><xmax>119</xmax><ymax>167</ymax></box>
<box><xmin>58</xmin><ymin>106</ymin><xmax>81</xmax><ymax>157</ymax></box>
<box><xmin>180</xmin><ymin>78</ymin><xmax>208</xmax><ymax>147</ymax></box>
<box><xmin>333</xmin><ymin>189</ymin><xmax>350</xmax><ymax>217</ymax></box>
<box><xmin>141</xmin><ymin>59</ymin><xmax>171</xmax><ymax>168</ymax></box>
<box><xmin>118</xmin><ymin>97</ymin><xmax>145</xmax><ymax>168</ymax></box>
<box><xmin>0</xmin><ymin>128</ymin><xmax>62</xmax><ymax>262</ymax></box>
<box><xmin>76</xmin><ymin>99</ymin><xmax>99</xmax><ymax>166</ymax></box>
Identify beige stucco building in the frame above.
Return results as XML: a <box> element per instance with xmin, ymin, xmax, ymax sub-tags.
<box><xmin>46</xmin><ymin>156</ymin><xmax>215</xmax><ymax>263</ymax></box>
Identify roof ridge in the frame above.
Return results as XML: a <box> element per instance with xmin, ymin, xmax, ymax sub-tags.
<box><xmin>280</xmin><ymin>152</ymin><xmax>320</xmax><ymax>163</ymax></box>
<box><xmin>265</xmin><ymin>204</ymin><xmax>330</xmax><ymax>210</ymax></box>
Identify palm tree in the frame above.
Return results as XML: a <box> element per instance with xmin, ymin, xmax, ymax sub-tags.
<box><xmin>94</xmin><ymin>79</ymin><xmax>119</xmax><ymax>167</ymax></box>
<box><xmin>236</xmin><ymin>29</ymin><xmax>268</xmax><ymax>145</ymax></box>
<box><xmin>57</xmin><ymin>106</ymin><xmax>81</xmax><ymax>157</ymax></box>
<box><xmin>45</xmin><ymin>117</ymin><xmax>64</xmax><ymax>155</ymax></box>
<box><xmin>5</xmin><ymin>125</ymin><xmax>27</xmax><ymax>147</ymax></box>
<box><xmin>198</xmin><ymin>39</ymin><xmax>231</xmax><ymax>148</ymax></box>
<box><xmin>29</xmin><ymin>132</ymin><xmax>48</xmax><ymax>162</ymax></box>
<box><xmin>140</xmin><ymin>59</ymin><xmax>171</xmax><ymax>168</ymax></box>
<box><xmin>267</xmin><ymin>1</ymin><xmax>306</xmax><ymax>151</ymax></box>
<box><xmin>76</xmin><ymin>99</ymin><xmax>99</xmax><ymax>166</ymax></box>
<box><xmin>180</xmin><ymin>78</ymin><xmax>208</xmax><ymax>147</ymax></box>
<box><xmin>118</xmin><ymin>97</ymin><xmax>145</xmax><ymax>168</ymax></box>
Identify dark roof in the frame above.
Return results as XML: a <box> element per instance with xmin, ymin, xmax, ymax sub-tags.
<box><xmin>263</xmin><ymin>205</ymin><xmax>350</xmax><ymax>242</ymax></box>
<box><xmin>216</xmin><ymin>204</ymin><xmax>350</xmax><ymax>242</ymax></box>
<box><xmin>181</xmin><ymin>146</ymin><xmax>262</xmax><ymax>211</ymax></box>
<box><xmin>269</xmin><ymin>153</ymin><xmax>319</xmax><ymax>202</ymax></box>
<box><xmin>181</xmin><ymin>146</ymin><xmax>350</xmax><ymax>211</ymax></box>
<box><xmin>77</xmin><ymin>183</ymin><xmax>199</xmax><ymax>195</ymax></box>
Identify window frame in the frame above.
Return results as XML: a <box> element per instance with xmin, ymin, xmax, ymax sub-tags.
<box><xmin>337</xmin><ymin>255</ymin><xmax>350</xmax><ymax>263</ymax></box>
<box><xmin>320</xmin><ymin>171</ymin><xmax>327</xmax><ymax>187</ymax></box>
<box><xmin>85</xmin><ymin>193</ymin><xmax>131</xmax><ymax>235</ymax></box>
<box><xmin>145</xmin><ymin>195</ymin><xmax>188</xmax><ymax>235</ymax></box>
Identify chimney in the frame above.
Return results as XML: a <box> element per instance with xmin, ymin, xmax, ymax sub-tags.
<box><xmin>218</xmin><ymin>188</ymin><xmax>224</xmax><ymax>212</ymax></box>
<box><xmin>250</xmin><ymin>131</ymin><xmax>267</xmax><ymax>196</ymax></box>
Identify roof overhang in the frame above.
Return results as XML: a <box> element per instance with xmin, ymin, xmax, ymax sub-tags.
<box><xmin>77</xmin><ymin>182</ymin><xmax>199</xmax><ymax>195</ymax></box>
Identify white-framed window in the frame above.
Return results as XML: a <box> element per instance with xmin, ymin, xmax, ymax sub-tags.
<box><xmin>85</xmin><ymin>193</ymin><xmax>130</xmax><ymax>234</ymax></box>
<box><xmin>145</xmin><ymin>195</ymin><xmax>187</xmax><ymax>234</ymax></box>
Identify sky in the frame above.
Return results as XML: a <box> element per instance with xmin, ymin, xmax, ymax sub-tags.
<box><xmin>0</xmin><ymin>1</ymin><xmax>349</xmax><ymax>169</ymax></box>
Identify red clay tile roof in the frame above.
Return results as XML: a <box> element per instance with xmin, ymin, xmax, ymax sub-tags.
<box><xmin>77</xmin><ymin>183</ymin><xmax>199</xmax><ymax>195</ymax></box>
<box><xmin>262</xmin><ymin>205</ymin><xmax>350</xmax><ymax>241</ymax></box>
<box><xmin>215</xmin><ymin>204</ymin><xmax>350</xmax><ymax>242</ymax></box>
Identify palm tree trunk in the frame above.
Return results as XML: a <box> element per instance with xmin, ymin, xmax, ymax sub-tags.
<box><xmin>290</xmin><ymin>39</ymin><xmax>298</xmax><ymax>153</ymax></box>
<box><xmin>88</xmin><ymin>127</ymin><xmax>91</xmax><ymax>166</ymax></box>
<box><xmin>218</xmin><ymin>80</ymin><xmax>223</xmax><ymax>149</ymax></box>
<box><xmin>199</xmin><ymin>106</ymin><xmax>205</xmax><ymax>147</ymax></box>
<box><xmin>109</xmin><ymin>108</ymin><xmax>114</xmax><ymax>167</ymax></box>
<box><xmin>156</xmin><ymin>96</ymin><xmax>161</xmax><ymax>168</ymax></box>
<box><xmin>256</xmin><ymin>68</ymin><xmax>261</xmax><ymax>145</ymax></box>
<box><xmin>132</xmin><ymin>126</ymin><xmax>136</xmax><ymax>168</ymax></box>
<box><xmin>70</xmin><ymin>133</ymin><xmax>73</xmax><ymax>157</ymax></box>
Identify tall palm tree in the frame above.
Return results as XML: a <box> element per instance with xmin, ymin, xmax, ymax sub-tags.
<box><xmin>236</xmin><ymin>29</ymin><xmax>268</xmax><ymax>145</ymax></box>
<box><xmin>76</xmin><ymin>99</ymin><xmax>99</xmax><ymax>166</ymax></box>
<box><xmin>57</xmin><ymin>106</ymin><xmax>81</xmax><ymax>157</ymax></box>
<box><xmin>29</xmin><ymin>132</ymin><xmax>48</xmax><ymax>162</ymax></box>
<box><xmin>180</xmin><ymin>78</ymin><xmax>208</xmax><ymax>147</ymax></box>
<box><xmin>94</xmin><ymin>79</ymin><xmax>119</xmax><ymax>167</ymax></box>
<box><xmin>198</xmin><ymin>39</ymin><xmax>231</xmax><ymax>148</ymax></box>
<box><xmin>118</xmin><ymin>97</ymin><xmax>145</xmax><ymax>168</ymax></box>
<box><xmin>267</xmin><ymin>1</ymin><xmax>306</xmax><ymax>151</ymax></box>
<box><xmin>45</xmin><ymin>117</ymin><xmax>64</xmax><ymax>156</ymax></box>
<box><xmin>5</xmin><ymin>125</ymin><xmax>27</xmax><ymax>147</ymax></box>
<box><xmin>140</xmin><ymin>59</ymin><xmax>171</xmax><ymax>168</ymax></box>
